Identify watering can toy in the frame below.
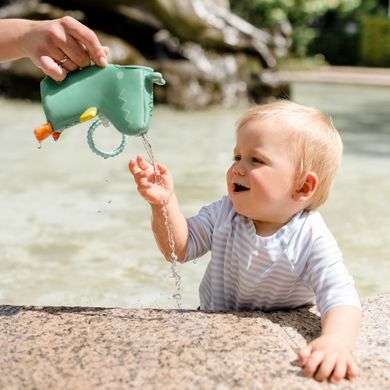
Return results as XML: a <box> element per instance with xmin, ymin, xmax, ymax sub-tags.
<box><xmin>34</xmin><ymin>64</ymin><xmax>165</xmax><ymax>159</ymax></box>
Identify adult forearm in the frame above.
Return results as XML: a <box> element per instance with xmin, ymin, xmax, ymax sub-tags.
<box><xmin>151</xmin><ymin>194</ymin><xmax>189</xmax><ymax>262</ymax></box>
<box><xmin>0</xmin><ymin>19</ymin><xmax>31</xmax><ymax>61</ymax></box>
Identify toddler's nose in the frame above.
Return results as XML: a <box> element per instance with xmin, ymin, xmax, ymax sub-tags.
<box><xmin>232</xmin><ymin>164</ymin><xmax>245</xmax><ymax>176</ymax></box>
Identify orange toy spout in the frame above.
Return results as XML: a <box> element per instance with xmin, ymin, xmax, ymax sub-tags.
<box><xmin>34</xmin><ymin>123</ymin><xmax>54</xmax><ymax>142</ymax></box>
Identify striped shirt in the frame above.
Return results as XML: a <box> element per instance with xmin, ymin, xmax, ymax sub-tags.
<box><xmin>185</xmin><ymin>196</ymin><xmax>361</xmax><ymax>315</ymax></box>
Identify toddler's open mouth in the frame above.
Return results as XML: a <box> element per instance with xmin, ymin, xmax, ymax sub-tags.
<box><xmin>233</xmin><ymin>183</ymin><xmax>249</xmax><ymax>192</ymax></box>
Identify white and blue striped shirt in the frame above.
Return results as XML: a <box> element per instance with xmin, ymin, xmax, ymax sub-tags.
<box><xmin>185</xmin><ymin>196</ymin><xmax>361</xmax><ymax>315</ymax></box>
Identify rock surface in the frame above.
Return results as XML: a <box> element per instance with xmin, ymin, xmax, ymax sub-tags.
<box><xmin>0</xmin><ymin>294</ymin><xmax>389</xmax><ymax>389</ymax></box>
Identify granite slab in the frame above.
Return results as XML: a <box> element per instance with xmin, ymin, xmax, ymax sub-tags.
<box><xmin>0</xmin><ymin>295</ymin><xmax>388</xmax><ymax>389</ymax></box>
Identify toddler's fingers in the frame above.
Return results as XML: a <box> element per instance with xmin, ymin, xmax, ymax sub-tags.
<box><xmin>156</xmin><ymin>163</ymin><xmax>169</xmax><ymax>175</ymax></box>
<box><xmin>138</xmin><ymin>186</ymin><xmax>157</xmax><ymax>203</ymax></box>
<box><xmin>129</xmin><ymin>161</ymin><xmax>150</xmax><ymax>187</ymax></box>
<box><xmin>314</xmin><ymin>354</ymin><xmax>337</xmax><ymax>382</ymax></box>
<box><xmin>138</xmin><ymin>186</ymin><xmax>152</xmax><ymax>197</ymax></box>
<box><xmin>330</xmin><ymin>357</ymin><xmax>347</xmax><ymax>384</ymax></box>
<box><xmin>297</xmin><ymin>345</ymin><xmax>311</xmax><ymax>367</ymax></box>
<box><xmin>139</xmin><ymin>177</ymin><xmax>151</xmax><ymax>186</ymax></box>
<box><xmin>136</xmin><ymin>154</ymin><xmax>151</xmax><ymax>170</ymax></box>
<box><xmin>303</xmin><ymin>350</ymin><xmax>324</xmax><ymax>378</ymax></box>
<box><xmin>129</xmin><ymin>159</ymin><xmax>140</xmax><ymax>175</ymax></box>
<box><xmin>346</xmin><ymin>359</ymin><xmax>359</xmax><ymax>380</ymax></box>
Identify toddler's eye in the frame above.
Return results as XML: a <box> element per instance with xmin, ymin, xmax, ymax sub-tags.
<box><xmin>252</xmin><ymin>157</ymin><xmax>264</xmax><ymax>164</ymax></box>
<box><xmin>233</xmin><ymin>155</ymin><xmax>241</xmax><ymax>161</ymax></box>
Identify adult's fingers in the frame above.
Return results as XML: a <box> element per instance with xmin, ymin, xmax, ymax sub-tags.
<box><xmin>38</xmin><ymin>55</ymin><xmax>67</xmax><ymax>81</ymax></box>
<box><xmin>58</xmin><ymin>34</ymin><xmax>90</xmax><ymax>69</ymax></box>
<box><xmin>57</xmin><ymin>56</ymin><xmax>79</xmax><ymax>73</ymax></box>
<box><xmin>60</xmin><ymin>16</ymin><xmax>107</xmax><ymax>67</ymax></box>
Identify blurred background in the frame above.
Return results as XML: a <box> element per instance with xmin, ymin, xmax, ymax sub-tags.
<box><xmin>0</xmin><ymin>0</ymin><xmax>389</xmax><ymax>309</ymax></box>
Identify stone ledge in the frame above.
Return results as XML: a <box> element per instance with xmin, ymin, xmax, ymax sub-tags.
<box><xmin>0</xmin><ymin>295</ymin><xmax>389</xmax><ymax>389</ymax></box>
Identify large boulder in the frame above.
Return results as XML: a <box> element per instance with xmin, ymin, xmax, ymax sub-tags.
<box><xmin>0</xmin><ymin>0</ymin><xmax>290</xmax><ymax>108</ymax></box>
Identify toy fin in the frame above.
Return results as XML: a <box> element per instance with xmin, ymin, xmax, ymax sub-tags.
<box><xmin>52</xmin><ymin>132</ymin><xmax>61</xmax><ymax>141</ymax></box>
<box><xmin>34</xmin><ymin>122</ymin><xmax>54</xmax><ymax>142</ymax></box>
<box><xmin>80</xmin><ymin>107</ymin><xmax>98</xmax><ymax>123</ymax></box>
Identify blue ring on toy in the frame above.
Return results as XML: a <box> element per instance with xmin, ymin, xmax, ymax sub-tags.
<box><xmin>87</xmin><ymin>119</ymin><xmax>128</xmax><ymax>159</ymax></box>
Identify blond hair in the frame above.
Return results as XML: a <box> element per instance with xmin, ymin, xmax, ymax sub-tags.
<box><xmin>236</xmin><ymin>100</ymin><xmax>343</xmax><ymax>210</ymax></box>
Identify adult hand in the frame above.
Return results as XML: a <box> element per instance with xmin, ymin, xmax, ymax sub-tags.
<box><xmin>0</xmin><ymin>17</ymin><xmax>109</xmax><ymax>81</ymax></box>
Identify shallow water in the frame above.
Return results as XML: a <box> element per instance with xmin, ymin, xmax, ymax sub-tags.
<box><xmin>0</xmin><ymin>82</ymin><xmax>389</xmax><ymax>309</ymax></box>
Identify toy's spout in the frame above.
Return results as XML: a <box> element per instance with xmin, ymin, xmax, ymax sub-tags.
<box><xmin>34</xmin><ymin>123</ymin><xmax>54</xmax><ymax>142</ymax></box>
<box><xmin>146</xmin><ymin>72</ymin><xmax>165</xmax><ymax>86</ymax></box>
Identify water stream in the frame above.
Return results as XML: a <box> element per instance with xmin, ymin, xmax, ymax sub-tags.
<box><xmin>141</xmin><ymin>133</ymin><xmax>182</xmax><ymax>309</ymax></box>
<box><xmin>0</xmin><ymin>81</ymin><xmax>389</xmax><ymax>308</ymax></box>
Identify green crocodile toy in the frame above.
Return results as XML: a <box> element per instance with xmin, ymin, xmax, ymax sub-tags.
<box><xmin>34</xmin><ymin>64</ymin><xmax>165</xmax><ymax>159</ymax></box>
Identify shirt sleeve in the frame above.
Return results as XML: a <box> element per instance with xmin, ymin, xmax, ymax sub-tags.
<box><xmin>304</xmin><ymin>232</ymin><xmax>361</xmax><ymax>316</ymax></box>
<box><xmin>184</xmin><ymin>199</ymin><xmax>223</xmax><ymax>262</ymax></box>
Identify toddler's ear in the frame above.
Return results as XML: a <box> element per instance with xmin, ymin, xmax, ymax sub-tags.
<box><xmin>293</xmin><ymin>171</ymin><xmax>318</xmax><ymax>203</ymax></box>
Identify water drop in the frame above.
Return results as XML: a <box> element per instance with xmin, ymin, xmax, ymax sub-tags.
<box><xmin>173</xmin><ymin>293</ymin><xmax>182</xmax><ymax>301</ymax></box>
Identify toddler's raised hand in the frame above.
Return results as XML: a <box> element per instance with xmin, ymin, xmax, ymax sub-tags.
<box><xmin>129</xmin><ymin>154</ymin><xmax>173</xmax><ymax>205</ymax></box>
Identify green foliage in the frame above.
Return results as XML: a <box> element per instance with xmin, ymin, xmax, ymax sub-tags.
<box><xmin>361</xmin><ymin>16</ymin><xmax>390</xmax><ymax>66</ymax></box>
<box><xmin>230</xmin><ymin>0</ymin><xmax>387</xmax><ymax>59</ymax></box>
<box><xmin>231</xmin><ymin>0</ymin><xmax>355</xmax><ymax>56</ymax></box>
<box><xmin>308</xmin><ymin>0</ymin><xmax>388</xmax><ymax>65</ymax></box>
<box><xmin>231</xmin><ymin>0</ymin><xmax>329</xmax><ymax>30</ymax></box>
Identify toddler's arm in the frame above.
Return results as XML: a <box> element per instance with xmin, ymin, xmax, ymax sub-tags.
<box><xmin>129</xmin><ymin>154</ymin><xmax>189</xmax><ymax>261</ymax></box>
<box><xmin>298</xmin><ymin>305</ymin><xmax>361</xmax><ymax>383</ymax></box>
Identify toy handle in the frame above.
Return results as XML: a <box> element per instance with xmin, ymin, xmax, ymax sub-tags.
<box><xmin>87</xmin><ymin>119</ymin><xmax>128</xmax><ymax>159</ymax></box>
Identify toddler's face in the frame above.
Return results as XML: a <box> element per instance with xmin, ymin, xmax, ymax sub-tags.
<box><xmin>226</xmin><ymin>118</ymin><xmax>299</xmax><ymax>225</ymax></box>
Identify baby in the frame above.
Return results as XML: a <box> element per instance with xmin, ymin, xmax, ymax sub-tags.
<box><xmin>129</xmin><ymin>100</ymin><xmax>361</xmax><ymax>383</ymax></box>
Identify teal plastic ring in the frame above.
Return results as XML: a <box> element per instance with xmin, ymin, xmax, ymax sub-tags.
<box><xmin>87</xmin><ymin>119</ymin><xmax>128</xmax><ymax>159</ymax></box>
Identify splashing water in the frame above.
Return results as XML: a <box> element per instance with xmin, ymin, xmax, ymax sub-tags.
<box><xmin>142</xmin><ymin>133</ymin><xmax>182</xmax><ymax>309</ymax></box>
